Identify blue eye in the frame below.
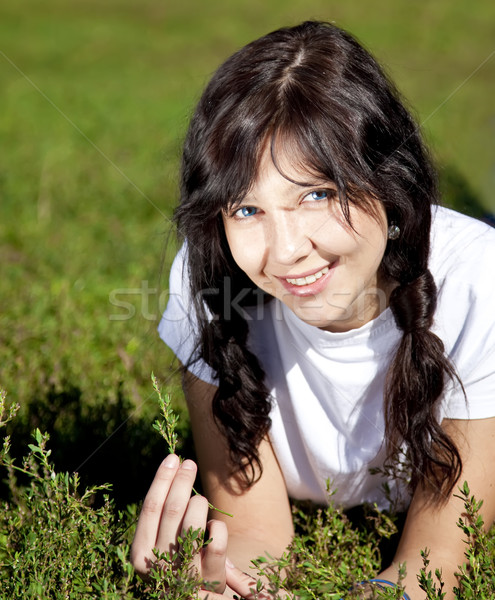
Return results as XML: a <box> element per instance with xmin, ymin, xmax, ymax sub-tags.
<box><xmin>309</xmin><ymin>190</ymin><xmax>328</xmax><ymax>201</ymax></box>
<box><xmin>235</xmin><ymin>206</ymin><xmax>258</xmax><ymax>218</ymax></box>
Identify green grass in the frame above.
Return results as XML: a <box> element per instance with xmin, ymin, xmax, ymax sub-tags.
<box><xmin>1</xmin><ymin>388</ymin><xmax>494</xmax><ymax>599</ymax></box>
<box><xmin>0</xmin><ymin>0</ymin><xmax>494</xmax><ymax>595</ymax></box>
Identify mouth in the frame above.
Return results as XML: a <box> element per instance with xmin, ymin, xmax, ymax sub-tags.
<box><xmin>277</xmin><ymin>262</ymin><xmax>337</xmax><ymax>297</ymax></box>
<box><xmin>285</xmin><ymin>266</ymin><xmax>329</xmax><ymax>286</ymax></box>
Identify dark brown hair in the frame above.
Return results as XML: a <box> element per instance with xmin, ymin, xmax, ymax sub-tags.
<box><xmin>175</xmin><ymin>21</ymin><xmax>462</xmax><ymax>500</ymax></box>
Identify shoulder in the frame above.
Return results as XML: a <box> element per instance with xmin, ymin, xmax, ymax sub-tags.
<box><xmin>429</xmin><ymin>206</ymin><xmax>495</xmax><ymax>333</ymax></box>
<box><xmin>429</xmin><ymin>206</ymin><xmax>495</xmax><ymax>322</ymax></box>
<box><xmin>429</xmin><ymin>207</ymin><xmax>495</xmax><ymax>417</ymax></box>
<box><xmin>158</xmin><ymin>242</ymin><xmax>219</xmax><ymax>384</ymax></box>
<box><xmin>168</xmin><ymin>240</ymin><xmax>189</xmax><ymax>290</ymax></box>
<box><xmin>159</xmin><ymin>241</ymin><xmax>192</xmax><ymax>324</ymax></box>
<box><xmin>430</xmin><ymin>205</ymin><xmax>495</xmax><ymax>286</ymax></box>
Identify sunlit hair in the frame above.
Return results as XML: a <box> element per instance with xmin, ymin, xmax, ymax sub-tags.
<box><xmin>175</xmin><ymin>21</ymin><xmax>462</xmax><ymax>500</ymax></box>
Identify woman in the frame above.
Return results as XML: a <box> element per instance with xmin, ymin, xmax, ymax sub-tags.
<box><xmin>131</xmin><ymin>21</ymin><xmax>495</xmax><ymax>599</ymax></box>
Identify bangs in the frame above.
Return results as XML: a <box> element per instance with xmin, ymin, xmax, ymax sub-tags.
<box><xmin>270</xmin><ymin>125</ymin><xmax>339</xmax><ymax>190</ymax></box>
<box><xmin>221</xmin><ymin>114</ymin><xmax>381</xmax><ymax>228</ymax></box>
<box><xmin>220</xmin><ymin>100</ymin><xmax>347</xmax><ymax>214</ymax></box>
<box><xmin>204</xmin><ymin>98</ymin><xmax>274</xmax><ymax>215</ymax></box>
<box><xmin>220</xmin><ymin>85</ymin><xmax>381</xmax><ymax>221</ymax></box>
<box><xmin>272</xmin><ymin>125</ymin><xmax>388</xmax><ymax>229</ymax></box>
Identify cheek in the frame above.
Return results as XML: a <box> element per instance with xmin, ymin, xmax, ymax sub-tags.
<box><xmin>224</xmin><ymin>227</ymin><xmax>263</xmax><ymax>276</ymax></box>
<box><xmin>344</xmin><ymin>210</ymin><xmax>388</xmax><ymax>258</ymax></box>
<box><xmin>367</xmin><ymin>225</ymin><xmax>389</xmax><ymax>262</ymax></box>
<box><xmin>312</xmin><ymin>226</ymin><xmax>358</xmax><ymax>257</ymax></box>
<box><xmin>312</xmin><ymin>221</ymin><xmax>387</xmax><ymax>274</ymax></box>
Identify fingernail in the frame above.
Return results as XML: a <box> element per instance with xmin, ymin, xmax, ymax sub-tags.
<box><xmin>226</xmin><ymin>557</ymin><xmax>234</xmax><ymax>569</ymax></box>
<box><xmin>181</xmin><ymin>459</ymin><xmax>196</xmax><ymax>470</ymax></box>
<box><xmin>163</xmin><ymin>454</ymin><xmax>179</xmax><ymax>468</ymax></box>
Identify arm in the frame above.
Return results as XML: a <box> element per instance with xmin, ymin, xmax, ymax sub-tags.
<box><xmin>380</xmin><ymin>417</ymin><xmax>495</xmax><ymax>600</ymax></box>
<box><xmin>183</xmin><ymin>370</ymin><xmax>294</xmax><ymax>573</ymax></box>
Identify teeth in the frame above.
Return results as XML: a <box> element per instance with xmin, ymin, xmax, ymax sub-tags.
<box><xmin>286</xmin><ymin>266</ymin><xmax>329</xmax><ymax>286</ymax></box>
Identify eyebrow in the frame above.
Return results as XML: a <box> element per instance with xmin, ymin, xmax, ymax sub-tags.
<box><xmin>295</xmin><ymin>179</ymin><xmax>336</xmax><ymax>188</ymax></box>
<box><xmin>276</xmin><ymin>170</ymin><xmax>338</xmax><ymax>188</ymax></box>
<box><xmin>229</xmin><ymin>175</ymin><xmax>337</xmax><ymax>210</ymax></box>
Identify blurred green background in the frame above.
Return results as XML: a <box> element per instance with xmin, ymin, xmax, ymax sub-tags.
<box><xmin>1</xmin><ymin>0</ymin><xmax>494</xmax><ymax>505</ymax></box>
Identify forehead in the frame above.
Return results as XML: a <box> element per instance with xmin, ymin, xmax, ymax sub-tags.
<box><xmin>250</xmin><ymin>141</ymin><xmax>331</xmax><ymax>192</ymax></box>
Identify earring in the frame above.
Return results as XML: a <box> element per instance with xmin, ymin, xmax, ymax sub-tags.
<box><xmin>388</xmin><ymin>224</ymin><xmax>400</xmax><ymax>240</ymax></box>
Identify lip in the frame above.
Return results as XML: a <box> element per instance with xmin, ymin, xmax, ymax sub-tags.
<box><xmin>283</xmin><ymin>264</ymin><xmax>331</xmax><ymax>279</ymax></box>
<box><xmin>277</xmin><ymin>261</ymin><xmax>338</xmax><ymax>297</ymax></box>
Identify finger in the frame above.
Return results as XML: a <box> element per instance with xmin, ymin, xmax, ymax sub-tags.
<box><xmin>155</xmin><ymin>459</ymin><xmax>198</xmax><ymax>554</ymax></box>
<box><xmin>181</xmin><ymin>493</ymin><xmax>209</xmax><ymax>536</ymax></box>
<box><xmin>226</xmin><ymin>562</ymin><xmax>270</xmax><ymax>600</ymax></box>
<box><xmin>201</xmin><ymin>519</ymin><xmax>228</xmax><ymax>592</ymax></box>
<box><xmin>197</xmin><ymin>591</ymin><xmax>228</xmax><ymax>599</ymax></box>
<box><xmin>180</xmin><ymin>494</ymin><xmax>210</xmax><ymax>577</ymax></box>
<box><xmin>131</xmin><ymin>454</ymin><xmax>180</xmax><ymax>575</ymax></box>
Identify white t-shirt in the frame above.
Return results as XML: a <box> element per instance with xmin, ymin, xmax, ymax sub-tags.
<box><xmin>158</xmin><ymin>206</ymin><xmax>495</xmax><ymax>510</ymax></box>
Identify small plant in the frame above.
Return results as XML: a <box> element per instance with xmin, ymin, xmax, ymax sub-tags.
<box><xmin>1</xmin><ymin>385</ymin><xmax>494</xmax><ymax>599</ymax></box>
<box><xmin>417</xmin><ymin>549</ymin><xmax>446</xmax><ymax>599</ymax></box>
<box><xmin>253</xmin><ymin>494</ymin><xmax>405</xmax><ymax>599</ymax></box>
<box><xmin>145</xmin><ymin>529</ymin><xmax>212</xmax><ymax>600</ymax></box>
<box><xmin>152</xmin><ymin>372</ymin><xmax>179</xmax><ymax>454</ymax></box>
<box><xmin>151</xmin><ymin>373</ymin><xmax>232</xmax><ymax>517</ymax></box>
<box><xmin>452</xmin><ymin>482</ymin><xmax>495</xmax><ymax>599</ymax></box>
<box><xmin>416</xmin><ymin>480</ymin><xmax>495</xmax><ymax>600</ymax></box>
<box><xmin>369</xmin><ymin>448</ymin><xmax>413</xmax><ymax>514</ymax></box>
<box><xmin>0</xmin><ymin>391</ymin><xmax>138</xmax><ymax>599</ymax></box>
<box><xmin>142</xmin><ymin>375</ymin><xmax>222</xmax><ymax>597</ymax></box>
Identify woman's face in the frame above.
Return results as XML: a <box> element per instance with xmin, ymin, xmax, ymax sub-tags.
<box><xmin>222</xmin><ymin>147</ymin><xmax>391</xmax><ymax>333</ymax></box>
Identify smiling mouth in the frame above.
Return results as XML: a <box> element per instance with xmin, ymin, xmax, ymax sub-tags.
<box><xmin>285</xmin><ymin>266</ymin><xmax>329</xmax><ymax>286</ymax></box>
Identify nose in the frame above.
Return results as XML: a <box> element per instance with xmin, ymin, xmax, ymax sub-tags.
<box><xmin>267</xmin><ymin>211</ymin><xmax>312</xmax><ymax>266</ymax></box>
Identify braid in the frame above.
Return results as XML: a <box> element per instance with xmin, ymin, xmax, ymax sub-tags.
<box><xmin>203</xmin><ymin>314</ymin><xmax>272</xmax><ymax>484</ymax></box>
<box><xmin>389</xmin><ymin>271</ymin><xmax>437</xmax><ymax>333</ymax></box>
<box><xmin>385</xmin><ymin>270</ymin><xmax>463</xmax><ymax>498</ymax></box>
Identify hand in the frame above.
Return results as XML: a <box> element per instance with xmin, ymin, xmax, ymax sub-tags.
<box><xmin>131</xmin><ymin>454</ymin><xmax>228</xmax><ymax>594</ymax></box>
<box><xmin>198</xmin><ymin>560</ymin><xmax>288</xmax><ymax>599</ymax></box>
